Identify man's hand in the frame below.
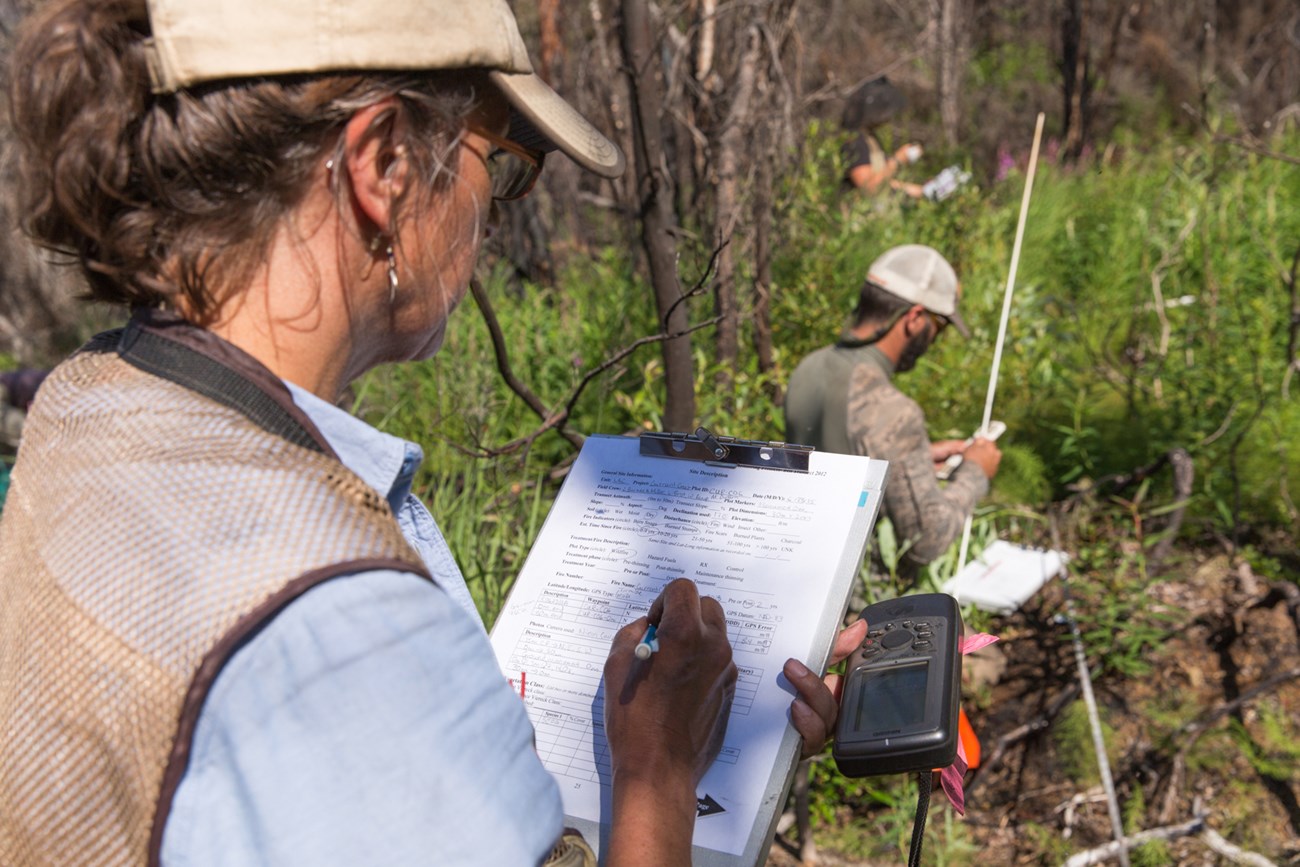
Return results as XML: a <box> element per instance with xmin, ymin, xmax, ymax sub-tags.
<box><xmin>930</xmin><ymin>439</ymin><xmax>969</xmax><ymax>472</ymax></box>
<box><xmin>782</xmin><ymin>619</ymin><xmax>869</xmax><ymax>759</ymax></box>
<box><xmin>964</xmin><ymin>437</ymin><xmax>1002</xmax><ymax>479</ymax></box>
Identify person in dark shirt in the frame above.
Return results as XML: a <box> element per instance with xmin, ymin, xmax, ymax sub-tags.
<box><xmin>841</xmin><ymin>77</ymin><xmax>925</xmax><ymax>197</ymax></box>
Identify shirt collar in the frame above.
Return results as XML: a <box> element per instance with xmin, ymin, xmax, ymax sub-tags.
<box><xmin>283</xmin><ymin>381</ymin><xmax>423</xmax><ymax>513</ymax></box>
<box><xmin>836</xmin><ymin>342</ymin><xmax>895</xmax><ymax>378</ymax></box>
<box><xmin>866</xmin><ymin>344</ymin><xmax>896</xmax><ymax>377</ymax></box>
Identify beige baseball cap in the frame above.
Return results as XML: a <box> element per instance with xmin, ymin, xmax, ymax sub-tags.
<box><xmin>866</xmin><ymin>244</ymin><xmax>970</xmax><ymax>337</ymax></box>
<box><xmin>141</xmin><ymin>0</ymin><xmax>625</xmax><ymax>178</ymax></box>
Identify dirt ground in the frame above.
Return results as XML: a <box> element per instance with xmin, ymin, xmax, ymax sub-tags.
<box><xmin>763</xmin><ymin>552</ymin><xmax>1300</xmax><ymax>866</ymax></box>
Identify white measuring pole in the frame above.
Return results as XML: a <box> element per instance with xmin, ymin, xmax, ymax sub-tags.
<box><xmin>955</xmin><ymin>112</ymin><xmax>1046</xmax><ymax>574</ymax></box>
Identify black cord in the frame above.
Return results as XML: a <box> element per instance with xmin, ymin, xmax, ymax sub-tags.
<box><xmin>907</xmin><ymin>770</ymin><xmax>932</xmax><ymax>867</ymax></box>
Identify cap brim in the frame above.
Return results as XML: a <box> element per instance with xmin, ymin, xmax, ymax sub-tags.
<box><xmin>948</xmin><ymin>310</ymin><xmax>971</xmax><ymax>339</ymax></box>
<box><xmin>490</xmin><ymin>70</ymin><xmax>625</xmax><ymax>179</ymax></box>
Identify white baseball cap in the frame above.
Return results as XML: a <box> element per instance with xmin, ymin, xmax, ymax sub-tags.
<box><xmin>141</xmin><ymin>0</ymin><xmax>625</xmax><ymax>178</ymax></box>
<box><xmin>866</xmin><ymin>244</ymin><xmax>970</xmax><ymax>337</ymax></box>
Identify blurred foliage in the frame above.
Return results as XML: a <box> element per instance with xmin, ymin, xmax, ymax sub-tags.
<box><xmin>355</xmin><ymin>125</ymin><xmax>1299</xmax><ymax>861</ymax></box>
<box><xmin>776</xmin><ymin>127</ymin><xmax>1300</xmax><ymax>538</ymax></box>
<box><xmin>358</xmin><ymin>126</ymin><xmax>1300</xmax><ymax>624</ymax></box>
<box><xmin>1229</xmin><ymin>701</ymin><xmax>1300</xmax><ymax>784</ymax></box>
<box><xmin>1124</xmin><ymin>785</ymin><xmax>1173</xmax><ymax>867</ymax></box>
<box><xmin>1053</xmin><ymin>700</ymin><xmax>1119</xmax><ymax>787</ymax></box>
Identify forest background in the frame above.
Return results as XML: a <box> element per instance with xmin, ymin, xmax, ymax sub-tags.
<box><xmin>1</xmin><ymin>0</ymin><xmax>1298</xmax><ymax>864</ymax></box>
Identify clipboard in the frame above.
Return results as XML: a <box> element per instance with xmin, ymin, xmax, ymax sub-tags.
<box><xmin>489</xmin><ymin>429</ymin><xmax>888</xmax><ymax>866</ymax></box>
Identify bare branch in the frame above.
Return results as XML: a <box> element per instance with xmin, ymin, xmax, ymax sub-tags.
<box><xmin>1149</xmin><ymin>448</ymin><xmax>1194</xmax><ymax>566</ymax></box>
<box><xmin>1169</xmin><ymin>664</ymin><xmax>1300</xmax><ymax>743</ymax></box>
<box><xmin>1146</xmin><ymin>210</ymin><xmax>1199</xmax><ymax>398</ymax></box>
<box><xmin>1157</xmin><ymin>661</ymin><xmax>1300</xmax><ymax>822</ymax></box>
<box><xmin>1062</xmin><ymin>814</ymin><xmax>1207</xmax><ymax>867</ymax></box>
<box><xmin>486</xmin><ymin>315</ymin><xmax>725</xmax><ymax>457</ymax></box>
<box><xmin>467</xmin><ymin>270</ymin><xmax>725</xmax><ymax>458</ymax></box>
<box><xmin>468</xmin><ymin>277</ymin><xmax>586</xmax><ymax>453</ymax></box>
<box><xmin>663</xmin><ymin>237</ymin><xmax>728</xmax><ymax>326</ymax></box>
<box><xmin>1283</xmin><ymin>244</ymin><xmax>1300</xmax><ymax>400</ymax></box>
<box><xmin>467</xmin><ymin>227</ymin><xmax>727</xmax><ymax>460</ymax></box>
<box><xmin>1198</xmin><ymin>402</ymin><xmax>1239</xmax><ymax>448</ymax></box>
<box><xmin>965</xmin><ymin>683</ymin><xmax>1080</xmax><ymax>801</ymax></box>
<box><xmin>1063</xmin><ymin>445</ymin><xmax>1194</xmax><ymax>561</ymax></box>
<box><xmin>696</xmin><ymin>0</ymin><xmax>717</xmax><ymax>84</ymax></box>
<box><xmin>800</xmin><ymin>24</ymin><xmax>936</xmax><ymax>108</ymax></box>
<box><xmin>1213</xmin><ymin>132</ymin><xmax>1300</xmax><ymax>166</ymax></box>
<box><xmin>1201</xmin><ymin>826</ymin><xmax>1281</xmax><ymax>866</ymax></box>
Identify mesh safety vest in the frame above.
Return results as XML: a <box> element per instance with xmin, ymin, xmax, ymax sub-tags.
<box><xmin>0</xmin><ymin>311</ymin><xmax>429</xmax><ymax>866</ymax></box>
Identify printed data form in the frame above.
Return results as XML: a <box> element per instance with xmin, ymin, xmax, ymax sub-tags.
<box><xmin>489</xmin><ymin>434</ymin><xmax>881</xmax><ymax>858</ymax></box>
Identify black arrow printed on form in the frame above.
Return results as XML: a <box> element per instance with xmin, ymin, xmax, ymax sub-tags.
<box><xmin>696</xmin><ymin>794</ymin><xmax>726</xmax><ymax>817</ymax></box>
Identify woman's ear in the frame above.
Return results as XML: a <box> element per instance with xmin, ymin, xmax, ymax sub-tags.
<box><xmin>341</xmin><ymin>100</ymin><xmax>410</xmax><ymax>238</ymax></box>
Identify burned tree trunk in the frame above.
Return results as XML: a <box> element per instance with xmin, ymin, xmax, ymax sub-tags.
<box><xmin>752</xmin><ymin>139</ymin><xmax>778</xmax><ymax>405</ymax></box>
<box><xmin>1060</xmin><ymin>0</ymin><xmax>1094</xmax><ymax>158</ymax></box>
<box><xmin>537</xmin><ymin>0</ymin><xmax>564</xmax><ymax>83</ymax></box>
<box><xmin>711</xmin><ymin>24</ymin><xmax>762</xmax><ymax>402</ymax></box>
<box><xmin>620</xmin><ymin>0</ymin><xmax>696</xmax><ymax>431</ymax></box>
<box><xmin>935</xmin><ymin>0</ymin><xmax>967</xmax><ymax>147</ymax></box>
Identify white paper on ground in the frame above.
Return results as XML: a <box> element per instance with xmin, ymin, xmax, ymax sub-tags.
<box><xmin>942</xmin><ymin>539</ymin><xmax>1067</xmax><ymax>614</ymax></box>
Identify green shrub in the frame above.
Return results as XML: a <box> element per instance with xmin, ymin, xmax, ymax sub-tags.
<box><xmin>1052</xmin><ymin>699</ymin><xmax>1118</xmax><ymax>786</ymax></box>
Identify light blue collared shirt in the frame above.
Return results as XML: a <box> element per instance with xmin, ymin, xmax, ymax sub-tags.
<box><xmin>160</xmin><ymin>385</ymin><xmax>563</xmax><ymax>866</ymax></box>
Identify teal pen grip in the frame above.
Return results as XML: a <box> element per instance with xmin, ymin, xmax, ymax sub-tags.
<box><xmin>634</xmin><ymin>624</ymin><xmax>659</xmax><ymax>660</ymax></box>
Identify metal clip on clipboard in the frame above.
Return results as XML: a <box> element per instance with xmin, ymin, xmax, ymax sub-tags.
<box><xmin>638</xmin><ymin>426</ymin><xmax>813</xmax><ymax>473</ymax></box>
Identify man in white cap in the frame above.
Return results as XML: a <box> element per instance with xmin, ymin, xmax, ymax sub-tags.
<box><xmin>785</xmin><ymin>245</ymin><xmax>1001</xmax><ymax>577</ymax></box>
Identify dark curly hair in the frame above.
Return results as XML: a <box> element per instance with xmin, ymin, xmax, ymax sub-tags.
<box><xmin>9</xmin><ymin>0</ymin><xmax>484</xmax><ymax>322</ymax></box>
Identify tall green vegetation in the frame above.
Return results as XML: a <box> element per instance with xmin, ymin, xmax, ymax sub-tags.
<box><xmin>362</xmin><ymin>129</ymin><xmax>1298</xmax><ymax>622</ymax></box>
<box><xmin>775</xmin><ymin>129</ymin><xmax>1300</xmax><ymax>540</ymax></box>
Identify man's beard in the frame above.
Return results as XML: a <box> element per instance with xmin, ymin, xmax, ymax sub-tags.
<box><xmin>894</xmin><ymin>327</ymin><xmax>934</xmax><ymax>373</ymax></box>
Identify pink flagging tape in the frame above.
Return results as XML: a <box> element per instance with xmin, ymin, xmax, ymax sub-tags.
<box><xmin>937</xmin><ymin>632</ymin><xmax>1000</xmax><ymax>814</ymax></box>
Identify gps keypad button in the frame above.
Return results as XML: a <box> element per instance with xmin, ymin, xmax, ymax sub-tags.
<box><xmin>881</xmin><ymin>630</ymin><xmax>913</xmax><ymax>650</ymax></box>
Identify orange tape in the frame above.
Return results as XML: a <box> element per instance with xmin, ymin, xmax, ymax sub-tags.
<box><xmin>959</xmin><ymin>707</ymin><xmax>980</xmax><ymax>770</ymax></box>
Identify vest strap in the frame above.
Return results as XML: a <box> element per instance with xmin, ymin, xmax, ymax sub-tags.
<box><xmin>115</xmin><ymin>312</ymin><xmax>326</xmax><ymax>453</ymax></box>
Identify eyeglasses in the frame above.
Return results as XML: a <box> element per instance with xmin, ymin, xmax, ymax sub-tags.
<box><xmin>925</xmin><ymin>310</ymin><xmax>951</xmax><ymax>336</ymax></box>
<box><xmin>465</xmin><ymin>127</ymin><xmax>545</xmax><ymax>201</ymax></box>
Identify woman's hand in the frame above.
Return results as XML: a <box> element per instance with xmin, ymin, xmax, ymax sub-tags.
<box><xmin>783</xmin><ymin>618</ymin><xmax>869</xmax><ymax>759</ymax></box>
<box><xmin>602</xmin><ymin>578</ymin><xmax>737</xmax><ymax>867</ymax></box>
<box><xmin>888</xmin><ymin>178</ymin><xmax>927</xmax><ymax>199</ymax></box>
<box><xmin>895</xmin><ymin>142</ymin><xmax>924</xmax><ymax>164</ymax></box>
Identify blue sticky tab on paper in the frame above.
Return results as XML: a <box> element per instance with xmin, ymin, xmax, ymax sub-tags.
<box><xmin>858</xmin><ymin>492</ymin><xmax>869</xmax><ymax>508</ymax></box>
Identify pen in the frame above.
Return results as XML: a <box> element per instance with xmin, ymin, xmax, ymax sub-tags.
<box><xmin>634</xmin><ymin>624</ymin><xmax>659</xmax><ymax>660</ymax></box>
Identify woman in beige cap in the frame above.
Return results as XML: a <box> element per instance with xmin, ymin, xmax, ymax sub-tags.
<box><xmin>0</xmin><ymin>0</ymin><xmax>853</xmax><ymax>865</ymax></box>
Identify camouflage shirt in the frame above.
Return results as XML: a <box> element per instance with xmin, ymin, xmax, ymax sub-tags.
<box><xmin>785</xmin><ymin>342</ymin><xmax>988</xmax><ymax>569</ymax></box>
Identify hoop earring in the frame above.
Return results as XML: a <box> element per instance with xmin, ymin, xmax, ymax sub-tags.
<box><xmin>386</xmin><ymin>244</ymin><xmax>399</xmax><ymax>304</ymax></box>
